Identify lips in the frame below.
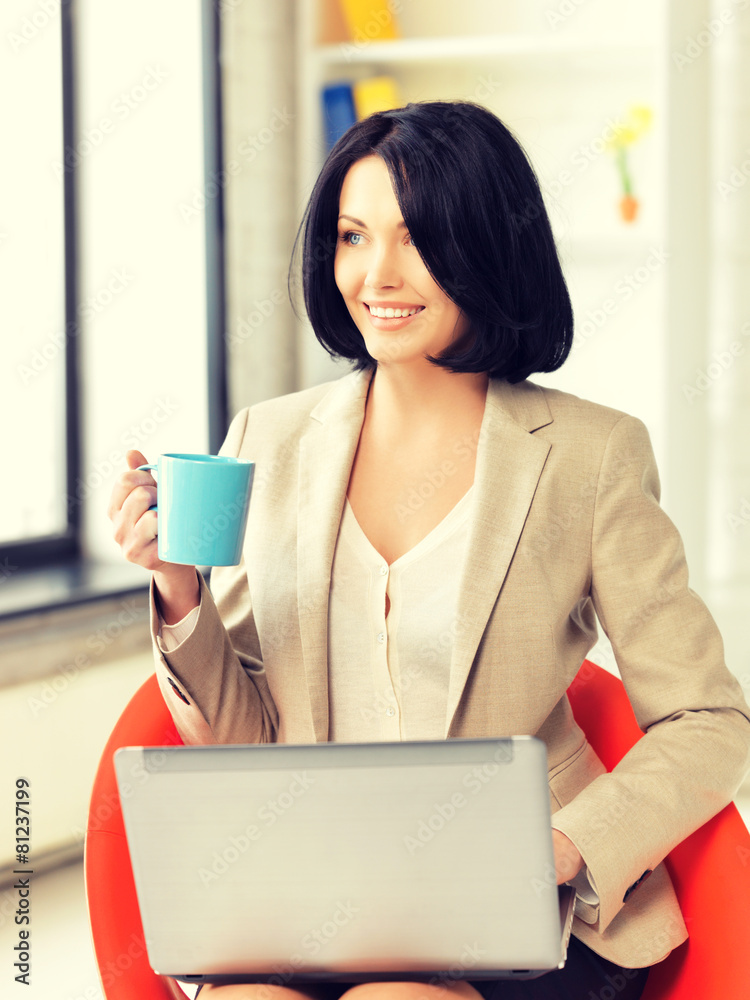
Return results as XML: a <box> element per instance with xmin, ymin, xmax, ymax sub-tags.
<box><xmin>365</xmin><ymin>303</ymin><xmax>424</xmax><ymax>319</ymax></box>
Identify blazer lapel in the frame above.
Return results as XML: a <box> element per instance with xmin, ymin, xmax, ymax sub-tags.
<box><xmin>296</xmin><ymin>368</ymin><xmax>372</xmax><ymax>742</ymax></box>
<box><xmin>445</xmin><ymin>379</ymin><xmax>553</xmax><ymax>737</ymax></box>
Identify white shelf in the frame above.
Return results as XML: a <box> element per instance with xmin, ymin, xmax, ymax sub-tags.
<box><xmin>315</xmin><ymin>33</ymin><xmax>656</xmax><ymax>67</ymax></box>
<box><xmin>557</xmin><ymin>231</ymin><xmax>665</xmax><ymax>261</ymax></box>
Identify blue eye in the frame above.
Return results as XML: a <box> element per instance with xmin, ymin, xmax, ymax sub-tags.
<box><xmin>337</xmin><ymin>230</ymin><xmax>416</xmax><ymax>248</ymax></box>
<box><xmin>339</xmin><ymin>231</ymin><xmax>364</xmax><ymax>246</ymax></box>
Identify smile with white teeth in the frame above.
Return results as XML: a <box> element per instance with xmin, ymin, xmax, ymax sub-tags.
<box><xmin>366</xmin><ymin>304</ymin><xmax>424</xmax><ymax>319</ymax></box>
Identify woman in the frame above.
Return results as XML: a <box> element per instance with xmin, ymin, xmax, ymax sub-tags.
<box><xmin>109</xmin><ymin>101</ymin><xmax>750</xmax><ymax>999</ymax></box>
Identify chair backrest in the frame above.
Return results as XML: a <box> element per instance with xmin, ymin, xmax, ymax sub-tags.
<box><xmin>86</xmin><ymin>662</ymin><xmax>750</xmax><ymax>999</ymax></box>
<box><xmin>567</xmin><ymin>659</ymin><xmax>750</xmax><ymax>999</ymax></box>
<box><xmin>85</xmin><ymin>673</ymin><xmax>189</xmax><ymax>1000</ymax></box>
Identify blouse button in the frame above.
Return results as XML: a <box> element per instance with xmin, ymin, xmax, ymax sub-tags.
<box><xmin>376</xmin><ymin>632</ymin><xmax>385</xmax><ymax>644</ymax></box>
<box><xmin>385</xmin><ymin>707</ymin><xmax>395</xmax><ymax>717</ymax></box>
<box><xmin>379</xmin><ymin>564</ymin><xmax>388</xmax><ymax>576</ymax></box>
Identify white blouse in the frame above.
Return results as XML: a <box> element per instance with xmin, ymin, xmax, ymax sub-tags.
<box><xmin>326</xmin><ymin>488</ymin><xmax>474</xmax><ymax>742</ymax></box>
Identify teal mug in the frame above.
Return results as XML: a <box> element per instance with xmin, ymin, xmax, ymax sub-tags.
<box><xmin>137</xmin><ymin>454</ymin><xmax>255</xmax><ymax>566</ymax></box>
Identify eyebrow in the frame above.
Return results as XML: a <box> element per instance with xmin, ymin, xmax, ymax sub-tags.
<box><xmin>337</xmin><ymin>214</ymin><xmax>407</xmax><ymax>229</ymax></box>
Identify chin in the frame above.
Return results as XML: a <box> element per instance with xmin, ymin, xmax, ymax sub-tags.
<box><xmin>359</xmin><ymin>332</ymin><xmax>424</xmax><ymax>366</ymax></box>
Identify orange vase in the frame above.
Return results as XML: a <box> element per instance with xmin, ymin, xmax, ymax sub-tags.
<box><xmin>619</xmin><ymin>194</ymin><xmax>639</xmax><ymax>223</ymax></box>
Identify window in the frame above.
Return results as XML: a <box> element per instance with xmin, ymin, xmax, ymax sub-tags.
<box><xmin>1</xmin><ymin>0</ymin><xmax>78</xmax><ymax>569</ymax></box>
<box><xmin>1</xmin><ymin>0</ymin><xmax>226</xmax><ymax>590</ymax></box>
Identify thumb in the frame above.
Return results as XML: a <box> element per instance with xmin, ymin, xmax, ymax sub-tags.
<box><xmin>125</xmin><ymin>449</ymin><xmax>149</xmax><ymax>470</ymax></box>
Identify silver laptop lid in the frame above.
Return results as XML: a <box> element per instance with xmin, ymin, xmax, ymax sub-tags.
<box><xmin>115</xmin><ymin>737</ymin><xmax>568</xmax><ymax>983</ymax></box>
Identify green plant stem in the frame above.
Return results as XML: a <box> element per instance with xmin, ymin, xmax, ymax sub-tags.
<box><xmin>616</xmin><ymin>146</ymin><xmax>632</xmax><ymax>197</ymax></box>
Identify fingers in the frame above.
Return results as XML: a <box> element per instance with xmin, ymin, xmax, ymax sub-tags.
<box><xmin>107</xmin><ymin>470</ymin><xmax>156</xmax><ymax>521</ymax></box>
<box><xmin>126</xmin><ymin>448</ymin><xmax>148</xmax><ymax>470</ymax></box>
<box><xmin>111</xmin><ymin>484</ymin><xmax>158</xmax><ymax>554</ymax></box>
<box><xmin>107</xmin><ymin>450</ymin><xmax>152</xmax><ymax>520</ymax></box>
<box><xmin>552</xmin><ymin>829</ymin><xmax>584</xmax><ymax>884</ymax></box>
<box><xmin>109</xmin><ymin>453</ymin><xmax>163</xmax><ymax>570</ymax></box>
<box><xmin>116</xmin><ymin>484</ymin><xmax>157</xmax><ymax>535</ymax></box>
<box><xmin>108</xmin><ymin>465</ymin><xmax>156</xmax><ymax>522</ymax></box>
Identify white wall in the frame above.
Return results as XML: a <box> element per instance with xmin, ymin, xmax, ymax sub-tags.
<box><xmin>706</xmin><ymin>0</ymin><xmax>750</xmax><ymax>694</ymax></box>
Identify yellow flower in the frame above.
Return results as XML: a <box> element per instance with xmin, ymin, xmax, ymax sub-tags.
<box><xmin>605</xmin><ymin>105</ymin><xmax>653</xmax><ymax>151</ymax></box>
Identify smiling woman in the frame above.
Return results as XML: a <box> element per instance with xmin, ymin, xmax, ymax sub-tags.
<box><xmin>334</xmin><ymin>156</ymin><xmax>471</xmax><ymax>368</ymax></box>
<box><xmin>110</xmin><ymin>99</ymin><xmax>750</xmax><ymax>1000</ymax></box>
<box><xmin>292</xmin><ymin>100</ymin><xmax>573</xmax><ymax>382</ymax></box>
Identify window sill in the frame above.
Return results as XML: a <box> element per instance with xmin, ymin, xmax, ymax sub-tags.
<box><xmin>0</xmin><ymin>559</ymin><xmax>151</xmax><ymax>623</ymax></box>
<box><xmin>0</xmin><ymin>560</ymin><xmax>155</xmax><ymax>689</ymax></box>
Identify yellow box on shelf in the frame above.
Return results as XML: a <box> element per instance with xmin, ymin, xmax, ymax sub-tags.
<box><xmin>337</xmin><ymin>0</ymin><xmax>400</xmax><ymax>43</ymax></box>
<box><xmin>353</xmin><ymin>75</ymin><xmax>402</xmax><ymax>119</ymax></box>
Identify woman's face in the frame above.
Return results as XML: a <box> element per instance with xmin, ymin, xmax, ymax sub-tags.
<box><xmin>334</xmin><ymin>155</ymin><xmax>470</xmax><ymax>370</ymax></box>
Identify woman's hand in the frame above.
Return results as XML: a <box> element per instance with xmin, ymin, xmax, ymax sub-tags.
<box><xmin>109</xmin><ymin>449</ymin><xmax>166</xmax><ymax>572</ymax></box>
<box><xmin>108</xmin><ymin>450</ymin><xmax>200</xmax><ymax>622</ymax></box>
<box><xmin>552</xmin><ymin>829</ymin><xmax>584</xmax><ymax>884</ymax></box>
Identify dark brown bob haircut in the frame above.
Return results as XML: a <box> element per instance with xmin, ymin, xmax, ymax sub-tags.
<box><xmin>290</xmin><ymin>100</ymin><xmax>574</xmax><ymax>382</ymax></box>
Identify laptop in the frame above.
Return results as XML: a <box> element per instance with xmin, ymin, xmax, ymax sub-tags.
<box><xmin>114</xmin><ymin>736</ymin><xmax>575</xmax><ymax>987</ymax></box>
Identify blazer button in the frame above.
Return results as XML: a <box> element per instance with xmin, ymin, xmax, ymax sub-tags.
<box><xmin>623</xmin><ymin>869</ymin><xmax>653</xmax><ymax>903</ymax></box>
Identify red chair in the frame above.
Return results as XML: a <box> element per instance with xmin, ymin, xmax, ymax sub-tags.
<box><xmin>85</xmin><ymin>662</ymin><xmax>750</xmax><ymax>999</ymax></box>
<box><xmin>85</xmin><ymin>673</ymin><xmax>189</xmax><ymax>1000</ymax></box>
<box><xmin>567</xmin><ymin>660</ymin><xmax>750</xmax><ymax>998</ymax></box>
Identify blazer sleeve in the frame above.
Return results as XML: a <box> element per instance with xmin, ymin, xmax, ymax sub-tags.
<box><xmin>149</xmin><ymin>407</ymin><xmax>279</xmax><ymax>745</ymax></box>
<box><xmin>550</xmin><ymin>413</ymin><xmax>750</xmax><ymax>934</ymax></box>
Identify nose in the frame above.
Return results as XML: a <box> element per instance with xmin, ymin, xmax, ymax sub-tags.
<box><xmin>364</xmin><ymin>243</ymin><xmax>402</xmax><ymax>290</ymax></box>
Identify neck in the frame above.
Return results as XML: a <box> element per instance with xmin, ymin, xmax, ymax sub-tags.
<box><xmin>365</xmin><ymin>361</ymin><xmax>489</xmax><ymax>433</ymax></box>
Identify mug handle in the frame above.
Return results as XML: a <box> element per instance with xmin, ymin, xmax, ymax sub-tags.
<box><xmin>136</xmin><ymin>463</ymin><xmax>158</xmax><ymax>512</ymax></box>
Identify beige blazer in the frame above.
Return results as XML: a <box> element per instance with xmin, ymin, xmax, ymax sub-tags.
<box><xmin>149</xmin><ymin>368</ymin><xmax>750</xmax><ymax>969</ymax></box>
